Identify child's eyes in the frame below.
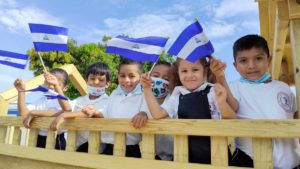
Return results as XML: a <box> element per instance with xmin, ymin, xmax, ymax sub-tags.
<box><xmin>192</xmin><ymin>68</ymin><xmax>199</xmax><ymax>72</ymax></box>
<box><xmin>239</xmin><ymin>59</ymin><xmax>247</xmax><ymax>63</ymax></box>
<box><xmin>180</xmin><ymin>69</ymin><xmax>188</xmax><ymax>73</ymax></box>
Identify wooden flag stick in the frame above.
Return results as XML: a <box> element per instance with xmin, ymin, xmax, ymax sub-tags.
<box><xmin>37</xmin><ymin>52</ymin><xmax>47</xmax><ymax>72</ymax></box>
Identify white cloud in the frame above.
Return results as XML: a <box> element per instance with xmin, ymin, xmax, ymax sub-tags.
<box><xmin>0</xmin><ymin>0</ymin><xmax>17</xmax><ymax>7</ymax></box>
<box><xmin>205</xmin><ymin>21</ymin><xmax>236</xmax><ymax>39</ymax></box>
<box><xmin>0</xmin><ymin>3</ymin><xmax>63</xmax><ymax>33</ymax></box>
<box><xmin>215</xmin><ymin>0</ymin><xmax>257</xmax><ymax>19</ymax></box>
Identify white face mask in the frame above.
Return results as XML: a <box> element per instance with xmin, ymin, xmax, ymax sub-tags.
<box><xmin>86</xmin><ymin>85</ymin><xmax>106</xmax><ymax>96</ymax></box>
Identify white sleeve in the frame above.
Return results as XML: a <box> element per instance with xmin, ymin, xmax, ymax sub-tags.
<box><xmin>161</xmin><ymin>94</ymin><xmax>178</xmax><ymax>119</ymax></box>
<box><xmin>229</xmin><ymin>81</ymin><xmax>241</xmax><ymax>102</ymax></box>
<box><xmin>290</xmin><ymin>91</ymin><xmax>297</xmax><ymax>118</ymax></box>
<box><xmin>207</xmin><ymin>87</ymin><xmax>221</xmax><ymax>119</ymax></box>
<box><xmin>140</xmin><ymin>96</ymin><xmax>153</xmax><ymax>119</ymax></box>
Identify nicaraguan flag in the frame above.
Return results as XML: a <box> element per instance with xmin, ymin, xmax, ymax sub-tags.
<box><xmin>168</xmin><ymin>21</ymin><xmax>214</xmax><ymax>62</ymax></box>
<box><xmin>25</xmin><ymin>85</ymin><xmax>68</xmax><ymax>100</ymax></box>
<box><xmin>28</xmin><ymin>23</ymin><xmax>68</xmax><ymax>52</ymax></box>
<box><xmin>106</xmin><ymin>36</ymin><xmax>168</xmax><ymax>62</ymax></box>
<box><xmin>0</xmin><ymin>50</ymin><xmax>29</xmax><ymax>69</ymax></box>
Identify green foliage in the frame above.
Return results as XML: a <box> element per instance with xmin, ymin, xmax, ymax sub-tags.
<box><xmin>27</xmin><ymin>38</ymin><xmax>174</xmax><ymax>100</ymax></box>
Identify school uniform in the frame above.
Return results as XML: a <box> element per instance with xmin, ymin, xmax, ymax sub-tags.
<box><xmin>229</xmin><ymin>80</ymin><xmax>300</xmax><ymax>169</ymax></box>
<box><xmin>27</xmin><ymin>96</ymin><xmax>67</xmax><ymax>150</ymax></box>
<box><xmin>161</xmin><ymin>83</ymin><xmax>222</xmax><ymax>164</ymax></box>
<box><xmin>71</xmin><ymin>94</ymin><xmax>109</xmax><ymax>153</ymax></box>
<box><xmin>101</xmin><ymin>84</ymin><xmax>150</xmax><ymax>158</ymax></box>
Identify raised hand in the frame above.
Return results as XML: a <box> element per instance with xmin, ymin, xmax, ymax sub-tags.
<box><xmin>214</xmin><ymin>83</ymin><xmax>227</xmax><ymax>105</ymax></box>
<box><xmin>140</xmin><ymin>73</ymin><xmax>152</xmax><ymax>89</ymax></box>
<box><xmin>14</xmin><ymin>78</ymin><xmax>25</xmax><ymax>92</ymax></box>
<box><xmin>210</xmin><ymin>57</ymin><xmax>226</xmax><ymax>79</ymax></box>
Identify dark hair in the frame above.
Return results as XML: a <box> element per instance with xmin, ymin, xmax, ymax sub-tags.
<box><xmin>85</xmin><ymin>62</ymin><xmax>112</xmax><ymax>82</ymax></box>
<box><xmin>49</xmin><ymin>68</ymin><xmax>68</xmax><ymax>87</ymax></box>
<box><xmin>233</xmin><ymin>34</ymin><xmax>270</xmax><ymax>61</ymax></box>
<box><xmin>170</xmin><ymin>56</ymin><xmax>216</xmax><ymax>92</ymax></box>
<box><xmin>155</xmin><ymin>61</ymin><xmax>171</xmax><ymax>68</ymax></box>
<box><xmin>118</xmin><ymin>58</ymin><xmax>143</xmax><ymax>74</ymax></box>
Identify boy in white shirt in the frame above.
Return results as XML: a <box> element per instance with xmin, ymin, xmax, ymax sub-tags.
<box><xmin>211</xmin><ymin>34</ymin><xmax>300</xmax><ymax>169</ymax></box>
<box><xmin>50</xmin><ymin>62</ymin><xmax>111</xmax><ymax>153</ymax></box>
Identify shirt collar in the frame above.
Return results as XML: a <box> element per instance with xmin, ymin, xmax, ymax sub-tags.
<box><xmin>173</xmin><ymin>83</ymin><xmax>212</xmax><ymax>96</ymax></box>
<box><xmin>115</xmin><ymin>84</ymin><xmax>143</xmax><ymax>96</ymax></box>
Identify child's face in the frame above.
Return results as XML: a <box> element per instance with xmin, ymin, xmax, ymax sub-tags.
<box><xmin>178</xmin><ymin>59</ymin><xmax>205</xmax><ymax>92</ymax></box>
<box><xmin>150</xmin><ymin>65</ymin><xmax>171</xmax><ymax>81</ymax></box>
<box><xmin>87</xmin><ymin>74</ymin><xmax>108</xmax><ymax>88</ymax></box>
<box><xmin>118</xmin><ymin>64</ymin><xmax>141</xmax><ymax>93</ymax></box>
<box><xmin>234</xmin><ymin>47</ymin><xmax>271</xmax><ymax>81</ymax></box>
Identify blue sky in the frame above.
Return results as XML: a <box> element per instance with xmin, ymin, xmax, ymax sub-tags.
<box><xmin>0</xmin><ymin>0</ymin><xmax>260</xmax><ymax>95</ymax></box>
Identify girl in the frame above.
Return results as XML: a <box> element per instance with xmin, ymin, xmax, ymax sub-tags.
<box><xmin>141</xmin><ymin>57</ymin><xmax>236</xmax><ymax>164</ymax></box>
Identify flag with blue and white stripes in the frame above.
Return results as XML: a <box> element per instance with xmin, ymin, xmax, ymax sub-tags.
<box><xmin>28</xmin><ymin>23</ymin><xmax>68</xmax><ymax>52</ymax></box>
<box><xmin>106</xmin><ymin>36</ymin><xmax>168</xmax><ymax>62</ymax></box>
<box><xmin>25</xmin><ymin>85</ymin><xmax>68</xmax><ymax>100</ymax></box>
<box><xmin>0</xmin><ymin>50</ymin><xmax>29</xmax><ymax>69</ymax></box>
<box><xmin>168</xmin><ymin>21</ymin><xmax>214</xmax><ymax>62</ymax></box>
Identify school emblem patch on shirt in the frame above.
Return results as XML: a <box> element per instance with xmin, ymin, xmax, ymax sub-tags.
<box><xmin>277</xmin><ymin>92</ymin><xmax>291</xmax><ymax>112</ymax></box>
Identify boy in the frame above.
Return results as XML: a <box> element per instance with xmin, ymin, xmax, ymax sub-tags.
<box><xmin>50</xmin><ymin>62</ymin><xmax>111</xmax><ymax>152</ymax></box>
<box><xmin>211</xmin><ymin>34</ymin><xmax>300</xmax><ymax>168</ymax></box>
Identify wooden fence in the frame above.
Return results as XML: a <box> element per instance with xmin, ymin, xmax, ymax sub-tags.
<box><xmin>0</xmin><ymin>117</ymin><xmax>300</xmax><ymax>169</ymax></box>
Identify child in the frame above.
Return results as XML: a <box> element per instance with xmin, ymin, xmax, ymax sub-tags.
<box><xmin>211</xmin><ymin>34</ymin><xmax>300</xmax><ymax>168</ymax></box>
<box><xmin>99</xmin><ymin>59</ymin><xmax>150</xmax><ymax>158</ymax></box>
<box><xmin>50</xmin><ymin>62</ymin><xmax>111</xmax><ymax>153</ymax></box>
<box><xmin>148</xmin><ymin>61</ymin><xmax>174</xmax><ymax>161</ymax></box>
<box><xmin>14</xmin><ymin>68</ymin><xmax>71</xmax><ymax>150</ymax></box>
<box><xmin>141</xmin><ymin>57</ymin><xmax>236</xmax><ymax>164</ymax></box>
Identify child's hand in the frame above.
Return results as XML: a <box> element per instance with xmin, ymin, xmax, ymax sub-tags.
<box><xmin>14</xmin><ymin>79</ymin><xmax>25</xmax><ymax>92</ymax></box>
<box><xmin>140</xmin><ymin>73</ymin><xmax>152</xmax><ymax>89</ymax></box>
<box><xmin>81</xmin><ymin>105</ymin><xmax>99</xmax><ymax>117</ymax></box>
<box><xmin>44</xmin><ymin>71</ymin><xmax>59</xmax><ymax>88</ymax></box>
<box><xmin>214</xmin><ymin>83</ymin><xmax>227</xmax><ymax>104</ymax></box>
<box><xmin>131</xmin><ymin>112</ymin><xmax>148</xmax><ymax>129</ymax></box>
<box><xmin>23</xmin><ymin>112</ymin><xmax>34</xmax><ymax>128</ymax></box>
<box><xmin>50</xmin><ymin>115</ymin><xmax>65</xmax><ymax>131</ymax></box>
<box><xmin>210</xmin><ymin>58</ymin><xmax>226</xmax><ymax>79</ymax></box>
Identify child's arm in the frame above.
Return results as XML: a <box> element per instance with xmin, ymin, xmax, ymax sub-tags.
<box><xmin>44</xmin><ymin>71</ymin><xmax>72</xmax><ymax>111</ymax></box>
<box><xmin>23</xmin><ymin>110</ymin><xmax>63</xmax><ymax>128</ymax></box>
<box><xmin>140</xmin><ymin>74</ymin><xmax>169</xmax><ymax>119</ymax></box>
<box><xmin>214</xmin><ymin>83</ymin><xmax>237</xmax><ymax>119</ymax></box>
<box><xmin>50</xmin><ymin>111</ymin><xmax>95</xmax><ymax>131</ymax></box>
<box><xmin>14</xmin><ymin>79</ymin><xmax>29</xmax><ymax>116</ymax></box>
<box><xmin>131</xmin><ymin>112</ymin><xmax>148</xmax><ymax>129</ymax></box>
<box><xmin>210</xmin><ymin>58</ymin><xmax>239</xmax><ymax>111</ymax></box>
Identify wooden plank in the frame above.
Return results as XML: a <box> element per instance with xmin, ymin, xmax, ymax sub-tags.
<box><xmin>141</xmin><ymin>134</ymin><xmax>155</xmax><ymax>159</ymax></box>
<box><xmin>12</xmin><ymin>127</ymin><xmax>21</xmax><ymax>145</ymax></box>
<box><xmin>253</xmin><ymin>138</ymin><xmax>273</xmax><ymax>169</ymax></box>
<box><xmin>258</xmin><ymin>0</ymin><xmax>270</xmax><ymax>40</ymax></box>
<box><xmin>68</xmin><ymin>64</ymin><xmax>87</xmax><ymax>96</ymax></box>
<box><xmin>2</xmin><ymin>117</ymin><xmax>300</xmax><ymax>138</ymax></box>
<box><xmin>0</xmin><ymin>126</ymin><xmax>7</xmax><ymax>144</ymax></box>
<box><xmin>7</xmin><ymin>126</ymin><xmax>13</xmax><ymax>144</ymax></box>
<box><xmin>174</xmin><ymin>135</ymin><xmax>188</xmax><ymax>162</ymax></box>
<box><xmin>288</xmin><ymin>0</ymin><xmax>300</xmax><ymax>19</ymax></box>
<box><xmin>290</xmin><ymin>19</ymin><xmax>300</xmax><ymax>118</ymax></box>
<box><xmin>46</xmin><ymin>130</ymin><xmax>56</xmax><ymax>149</ymax></box>
<box><xmin>0</xmin><ymin>144</ymin><xmax>249</xmax><ymax>169</ymax></box>
<box><xmin>66</xmin><ymin>130</ymin><xmax>76</xmax><ymax>152</ymax></box>
<box><xmin>0</xmin><ymin>96</ymin><xmax>9</xmax><ymax>116</ymax></box>
<box><xmin>268</xmin><ymin>0</ymin><xmax>277</xmax><ymax>56</ymax></box>
<box><xmin>113</xmin><ymin>132</ymin><xmax>126</xmax><ymax>157</ymax></box>
<box><xmin>28</xmin><ymin>128</ymin><xmax>38</xmax><ymax>147</ymax></box>
<box><xmin>272</xmin><ymin>0</ymin><xmax>290</xmax><ymax>80</ymax></box>
<box><xmin>211</xmin><ymin>136</ymin><xmax>228</xmax><ymax>166</ymax></box>
<box><xmin>88</xmin><ymin>131</ymin><xmax>100</xmax><ymax>154</ymax></box>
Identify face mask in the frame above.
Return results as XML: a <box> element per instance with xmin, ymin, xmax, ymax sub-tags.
<box><xmin>151</xmin><ymin>77</ymin><xmax>170</xmax><ymax>98</ymax></box>
<box><xmin>239</xmin><ymin>72</ymin><xmax>271</xmax><ymax>84</ymax></box>
<box><xmin>86</xmin><ymin>85</ymin><xmax>106</xmax><ymax>96</ymax></box>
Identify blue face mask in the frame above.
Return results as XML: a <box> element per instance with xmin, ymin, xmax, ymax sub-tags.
<box><xmin>151</xmin><ymin>77</ymin><xmax>170</xmax><ymax>98</ymax></box>
<box><xmin>239</xmin><ymin>72</ymin><xmax>271</xmax><ymax>84</ymax></box>
<box><xmin>86</xmin><ymin>85</ymin><xmax>106</xmax><ymax>96</ymax></box>
<box><xmin>116</xmin><ymin>84</ymin><xmax>142</xmax><ymax>96</ymax></box>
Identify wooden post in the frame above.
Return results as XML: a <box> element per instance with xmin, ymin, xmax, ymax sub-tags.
<box><xmin>173</xmin><ymin>135</ymin><xmax>188</xmax><ymax>162</ymax></box>
<box><xmin>28</xmin><ymin>128</ymin><xmax>38</xmax><ymax>147</ymax></box>
<box><xmin>45</xmin><ymin>130</ymin><xmax>56</xmax><ymax>149</ymax></box>
<box><xmin>88</xmin><ymin>131</ymin><xmax>100</xmax><ymax>154</ymax></box>
<box><xmin>211</xmin><ymin>136</ymin><xmax>228</xmax><ymax>166</ymax></box>
<box><xmin>113</xmin><ymin>132</ymin><xmax>126</xmax><ymax>157</ymax></box>
<box><xmin>289</xmin><ymin>11</ymin><xmax>300</xmax><ymax>118</ymax></box>
<box><xmin>253</xmin><ymin>138</ymin><xmax>273</xmax><ymax>169</ymax></box>
<box><xmin>141</xmin><ymin>134</ymin><xmax>155</xmax><ymax>159</ymax></box>
<box><xmin>66</xmin><ymin>130</ymin><xmax>77</xmax><ymax>152</ymax></box>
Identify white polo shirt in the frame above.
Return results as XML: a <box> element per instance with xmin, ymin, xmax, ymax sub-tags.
<box><xmin>230</xmin><ymin>80</ymin><xmax>300</xmax><ymax>169</ymax></box>
<box><xmin>27</xmin><ymin>96</ymin><xmax>67</xmax><ymax>136</ymax></box>
<box><xmin>101</xmin><ymin>84</ymin><xmax>150</xmax><ymax>145</ymax></box>
<box><xmin>161</xmin><ymin>83</ymin><xmax>221</xmax><ymax>119</ymax></box>
<box><xmin>71</xmin><ymin>94</ymin><xmax>109</xmax><ymax>148</ymax></box>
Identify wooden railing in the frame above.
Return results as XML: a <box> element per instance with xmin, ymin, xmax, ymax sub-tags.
<box><xmin>1</xmin><ymin>117</ymin><xmax>300</xmax><ymax>169</ymax></box>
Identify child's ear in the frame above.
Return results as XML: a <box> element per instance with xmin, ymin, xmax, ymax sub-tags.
<box><xmin>62</xmin><ymin>85</ymin><xmax>68</xmax><ymax>92</ymax></box>
<box><xmin>105</xmin><ymin>82</ymin><xmax>110</xmax><ymax>89</ymax></box>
